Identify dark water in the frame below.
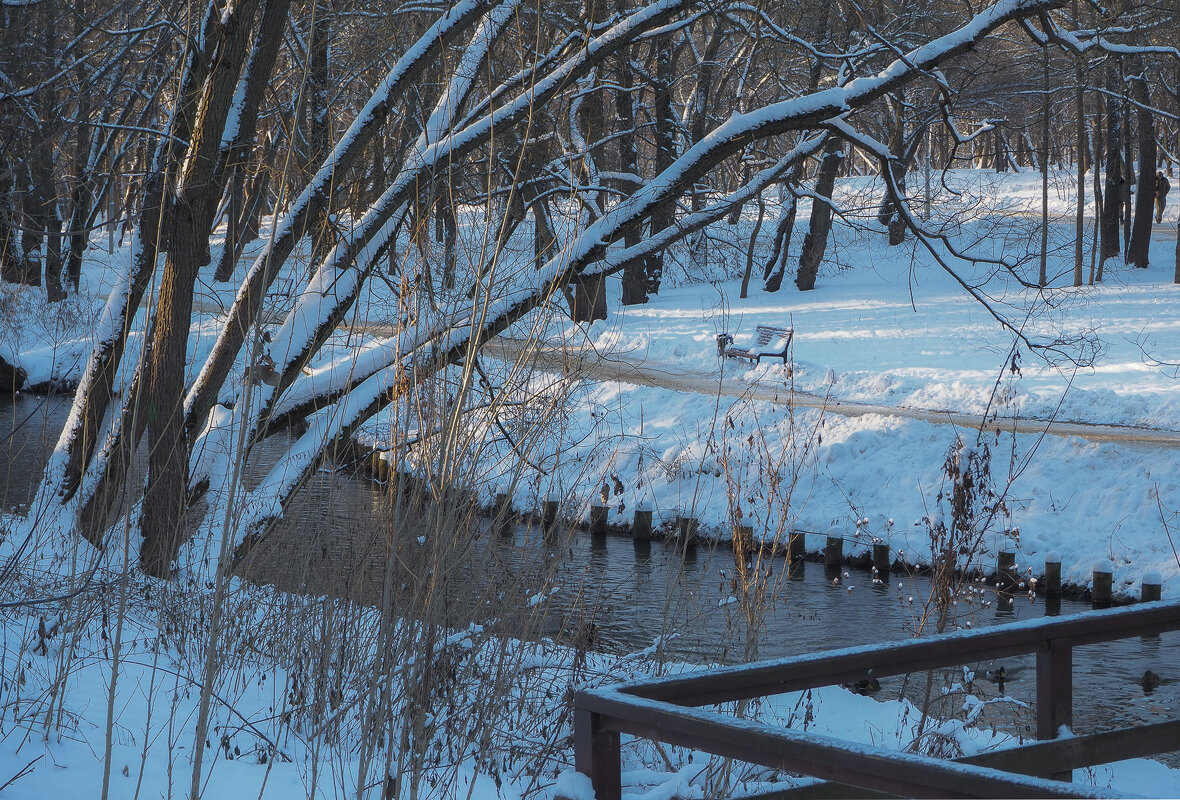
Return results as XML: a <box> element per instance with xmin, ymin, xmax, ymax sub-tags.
<box><xmin>3</xmin><ymin>394</ymin><xmax>1178</xmax><ymax>753</ymax></box>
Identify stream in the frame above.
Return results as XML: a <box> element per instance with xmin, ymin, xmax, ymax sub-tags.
<box><xmin>3</xmin><ymin>393</ymin><xmax>1178</xmax><ymax>764</ymax></box>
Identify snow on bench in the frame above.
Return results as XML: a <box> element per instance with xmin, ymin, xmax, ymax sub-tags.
<box><xmin>719</xmin><ymin>325</ymin><xmax>793</xmax><ymax>365</ymax></box>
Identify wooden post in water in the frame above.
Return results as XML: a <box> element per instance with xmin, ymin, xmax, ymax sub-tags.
<box><xmin>997</xmin><ymin>550</ymin><xmax>1016</xmax><ymax>589</ymax></box>
<box><xmin>1043</xmin><ymin>552</ymin><xmax>1062</xmax><ymax>597</ymax></box>
<box><xmin>824</xmin><ymin>532</ymin><xmax>842</xmax><ymax>569</ymax></box>
<box><xmin>494</xmin><ymin>492</ymin><xmax>514</xmax><ymax>537</ymax></box>
<box><xmin>1142</xmin><ymin>571</ymin><xmax>1162</xmax><ymax>602</ymax></box>
<box><xmin>632</xmin><ymin>502</ymin><xmax>652</xmax><ymax>541</ymax></box>
<box><xmin>590</xmin><ymin>503</ymin><xmax>608</xmax><ymax>536</ymax></box>
<box><xmin>542</xmin><ymin>496</ymin><xmax>559</xmax><ymax>532</ymax></box>
<box><xmin>1092</xmin><ymin>560</ymin><xmax>1114</xmax><ymax>608</ymax></box>
<box><xmin>872</xmin><ymin>542</ymin><xmax>890</xmax><ymax>576</ymax></box>
<box><xmin>395</xmin><ymin>470</ymin><xmax>417</xmax><ymax>500</ymax></box>
<box><xmin>679</xmin><ymin>516</ymin><xmax>699</xmax><ymax>549</ymax></box>
<box><xmin>788</xmin><ymin>531</ymin><xmax>806</xmax><ymax>561</ymax></box>
<box><xmin>735</xmin><ymin>524</ymin><xmax>753</xmax><ymax>553</ymax></box>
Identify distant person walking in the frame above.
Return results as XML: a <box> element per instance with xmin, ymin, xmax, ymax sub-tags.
<box><xmin>1156</xmin><ymin>170</ymin><xmax>1171</xmax><ymax>223</ymax></box>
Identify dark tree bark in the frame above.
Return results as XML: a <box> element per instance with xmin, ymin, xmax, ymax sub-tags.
<box><xmin>139</xmin><ymin>0</ymin><xmax>264</xmax><ymax>575</ymax></box>
<box><xmin>1127</xmin><ymin>76</ymin><xmax>1155</xmax><ymax>269</ymax></box>
<box><xmin>644</xmin><ymin>41</ymin><xmax>676</xmax><ymax>297</ymax></box>
<box><xmin>877</xmin><ymin>96</ymin><xmax>909</xmax><ymax>248</ymax></box>
<box><xmin>762</xmin><ymin>171</ymin><xmax>800</xmax><ymax>293</ymax></box>
<box><xmin>302</xmin><ymin>0</ymin><xmax>336</xmax><ymax>266</ymax></box>
<box><xmin>571</xmin><ymin>274</ymin><xmax>607</xmax><ymax>323</ymax></box>
<box><xmin>688</xmin><ymin>25</ymin><xmax>724</xmax><ymax>215</ymax></box>
<box><xmin>1089</xmin><ymin>109</ymin><xmax>1103</xmax><ymax>283</ymax></box>
<box><xmin>796</xmin><ymin>136</ymin><xmax>843</xmax><ymax>291</ymax></box>
<box><xmin>1038</xmin><ymin>45</ymin><xmax>1049</xmax><ymax>287</ymax></box>
<box><xmin>1100</xmin><ymin>75</ymin><xmax>1122</xmax><ymax>265</ymax></box>
<box><xmin>616</xmin><ymin>5</ymin><xmax>645</xmax><ymax>306</ymax></box>
<box><xmin>0</xmin><ymin>159</ymin><xmax>16</xmax><ymax>283</ymax></box>
<box><xmin>1121</xmin><ymin>92</ymin><xmax>1134</xmax><ymax>252</ymax></box>
<box><xmin>1174</xmin><ymin>64</ymin><xmax>1180</xmax><ymax>284</ymax></box>
<box><xmin>214</xmin><ymin>137</ymin><xmax>277</xmax><ymax>281</ymax></box>
<box><xmin>1073</xmin><ymin>29</ymin><xmax>1085</xmax><ymax>287</ymax></box>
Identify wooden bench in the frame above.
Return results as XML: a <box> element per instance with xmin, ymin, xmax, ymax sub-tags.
<box><xmin>720</xmin><ymin>325</ymin><xmax>793</xmax><ymax>365</ymax></box>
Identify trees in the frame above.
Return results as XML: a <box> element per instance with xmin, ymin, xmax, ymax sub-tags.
<box><xmin>4</xmin><ymin>0</ymin><xmax>1177</xmax><ymax>579</ymax></box>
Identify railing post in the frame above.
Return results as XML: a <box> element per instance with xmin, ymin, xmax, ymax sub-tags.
<box><xmin>1037</xmin><ymin>637</ymin><xmax>1073</xmax><ymax>781</ymax></box>
<box><xmin>574</xmin><ymin>707</ymin><xmax>621</xmax><ymax>800</ymax></box>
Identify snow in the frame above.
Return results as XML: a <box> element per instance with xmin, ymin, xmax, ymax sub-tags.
<box><xmin>4</xmin><ymin>164</ymin><xmax>1180</xmax><ymax>797</ymax></box>
<box><xmin>552</xmin><ymin>770</ymin><xmax>596</xmax><ymax>800</ymax></box>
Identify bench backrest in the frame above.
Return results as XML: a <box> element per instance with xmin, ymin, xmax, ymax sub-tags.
<box><xmin>754</xmin><ymin>326</ymin><xmax>793</xmax><ymax>347</ymax></box>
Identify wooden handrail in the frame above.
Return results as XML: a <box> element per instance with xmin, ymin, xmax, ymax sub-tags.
<box><xmin>574</xmin><ymin>599</ymin><xmax>1180</xmax><ymax>799</ymax></box>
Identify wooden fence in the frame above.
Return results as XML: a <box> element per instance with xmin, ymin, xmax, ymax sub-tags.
<box><xmin>574</xmin><ymin>599</ymin><xmax>1180</xmax><ymax>799</ymax></box>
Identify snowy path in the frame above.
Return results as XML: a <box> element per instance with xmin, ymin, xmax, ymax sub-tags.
<box><xmin>64</xmin><ymin>289</ymin><xmax>1173</xmax><ymax>447</ymax></box>
<box><xmin>484</xmin><ymin>337</ymin><xmax>1180</xmax><ymax>447</ymax></box>
<box><xmin>178</xmin><ymin>294</ymin><xmax>1180</xmax><ymax>446</ymax></box>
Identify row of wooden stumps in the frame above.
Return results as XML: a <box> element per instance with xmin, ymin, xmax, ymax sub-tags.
<box><xmin>994</xmin><ymin>550</ymin><xmax>1164</xmax><ymax>608</ymax></box>
<box><xmin>489</xmin><ymin>493</ymin><xmax>698</xmax><ymax>545</ymax></box>
<box><xmin>373</xmin><ymin>462</ymin><xmax>1168</xmax><ymax>605</ymax></box>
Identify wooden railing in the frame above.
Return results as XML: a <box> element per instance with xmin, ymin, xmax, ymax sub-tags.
<box><xmin>574</xmin><ymin>599</ymin><xmax>1180</xmax><ymax>799</ymax></box>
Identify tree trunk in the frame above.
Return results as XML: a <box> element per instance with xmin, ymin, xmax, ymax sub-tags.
<box><xmin>763</xmin><ymin>175</ymin><xmax>799</xmax><ymax>293</ymax></box>
<box><xmin>796</xmin><ymin>136</ymin><xmax>842</xmax><ymax>291</ymax></box>
<box><xmin>138</xmin><ymin>0</ymin><xmax>264</xmax><ymax>574</ymax></box>
<box><xmin>876</xmin><ymin>93</ymin><xmax>908</xmax><ymax>246</ymax></box>
<box><xmin>1090</xmin><ymin>111</ymin><xmax>1103</xmax><ymax>284</ymax></box>
<box><xmin>571</xmin><ymin>274</ymin><xmax>607</xmax><ymax>323</ymax></box>
<box><xmin>1121</xmin><ymin>93</ymin><xmax>1134</xmax><ymax>252</ymax></box>
<box><xmin>1073</xmin><ymin>49</ymin><xmax>1085</xmax><ymax>287</ymax></box>
<box><xmin>739</xmin><ymin>196</ymin><xmax>765</xmax><ymax>299</ymax></box>
<box><xmin>1038</xmin><ymin>46</ymin><xmax>1049</xmax><ymax>288</ymax></box>
<box><xmin>616</xmin><ymin>28</ymin><xmax>645</xmax><ymax>306</ymax></box>
<box><xmin>1100</xmin><ymin>76</ymin><xmax>1122</xmax><ymax>265</ymax></box>
<box><xmin>689</xmin><ymin>26</ymin><xmax>723</xmax><ymax>215</ymax></box>
<box><xmin>1127</xmin><ymin>75</ymin><xmax>1155</xmax><ymax>269</ymax></box>
<box><xmin>644</xmin><ymin>41</ymin><xmax>676</xmax><ymax>297</ymax></box>
<box><xmin>214</xmin><ymin>139</ymin><xmax>276</xmax><ymax>281</ymax></box>
<box><xmin>303</xmin><ymin>0</ymin><xmax>336</xmax><ymax>266</ymax></box>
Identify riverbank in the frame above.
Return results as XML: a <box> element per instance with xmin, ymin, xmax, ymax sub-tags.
<box><xmin>3</xmin><ymin>166</ymin><xmax>1180</xmax><ymax>797</ymax></box>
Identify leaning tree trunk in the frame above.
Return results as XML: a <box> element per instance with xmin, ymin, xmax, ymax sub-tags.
<box><xmin>138</xmin><ymin>0</ymin><xmax>265</xmax><ymax>575</ymax></box>
<box><xmin>1127</xmin><ymin>75</ymin><xmax>1155</xmax><ymax>269</ymax></box>
<box><xmin>796</xmin><ymin>136</ymin><xmax>843</xmax><ymax>291</ymax></box>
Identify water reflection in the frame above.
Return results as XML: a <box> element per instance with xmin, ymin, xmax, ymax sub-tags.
<box><xmin>3</xmin><ymin>394</ymin><xmax>1178</xmax><ymax>756</ymax></box>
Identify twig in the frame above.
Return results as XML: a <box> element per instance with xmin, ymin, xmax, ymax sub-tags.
<box><xmin>0</xmin><ymin>755</ymin><xmax>42</xmax><ymax>792</ymax></box>
<box><xmin>1155</xmin><ymin>491</ymin><xmax>1180</xmax><ymax>571</ymax></box>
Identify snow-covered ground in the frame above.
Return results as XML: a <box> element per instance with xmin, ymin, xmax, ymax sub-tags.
<box><xmin>2</xmin><ymin>167</ymin><xmax>1180</xmax><ymax>797</ymax></box>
